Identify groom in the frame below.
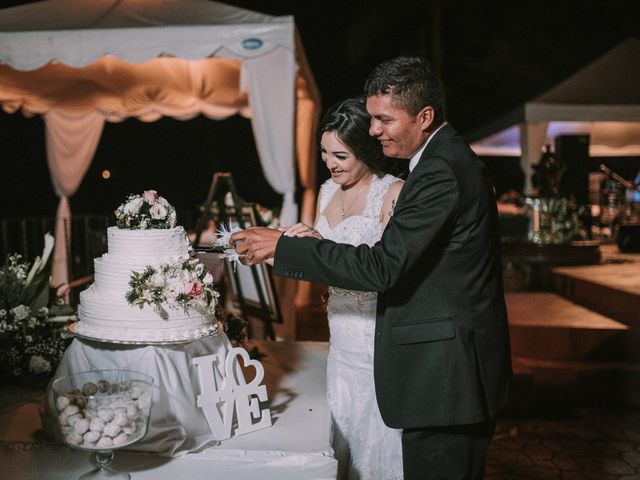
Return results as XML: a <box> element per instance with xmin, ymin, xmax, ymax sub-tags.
<box><xmin>231</xmin><ymin>56</ymin><xmax>512</xmax><ymax>479</ymax></box>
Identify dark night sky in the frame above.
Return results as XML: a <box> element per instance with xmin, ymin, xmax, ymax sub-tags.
<box><xmin>1</xmin><ymin>0</ymin><xmax>639</xmax><ymax>222</ymax></box>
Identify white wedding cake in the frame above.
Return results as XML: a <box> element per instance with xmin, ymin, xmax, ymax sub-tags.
<box><xmin>76</xmin><ymin>191</ymin><xmax>219</xmax><ymax>343</ymax></box>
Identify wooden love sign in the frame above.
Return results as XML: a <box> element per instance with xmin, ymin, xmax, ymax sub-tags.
<box><xmin>192</xmin><ymin>347</ymin><xmax>272</xmax><ymax>440</ymax></box>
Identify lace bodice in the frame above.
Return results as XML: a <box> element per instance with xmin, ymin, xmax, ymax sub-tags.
<box><xmin>315</xmin><ymin>174</ymin><xmax>399</xmax><ymax>247</ymax></box>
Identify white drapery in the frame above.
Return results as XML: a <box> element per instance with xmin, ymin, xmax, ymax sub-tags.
<box><xmin>44</xmin><ymin>109</ymin><xmax>105</xmax><ymax>287</ymax></box>
<box><xmin>242</xmin><ymin>49</ymin><xmax>297</xmax><ymax>225</ymax></box>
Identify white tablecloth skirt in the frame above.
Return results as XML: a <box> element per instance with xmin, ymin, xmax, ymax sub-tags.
<box><xmin>44</xmin><ymin>334</ymin><xmax>232</xmax><ymax>456</ymax></box>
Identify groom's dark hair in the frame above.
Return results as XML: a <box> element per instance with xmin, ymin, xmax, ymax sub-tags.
<box><xmin>365</xmin><ymin>56</ymin><xmax>443</xmax><ymax>125</ymax></box>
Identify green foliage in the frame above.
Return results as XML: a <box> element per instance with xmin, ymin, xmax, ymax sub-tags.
<box><xmin>0</xmin><ymin>234</ymin><xmax>72</xmax><ymax>381</ymax></box>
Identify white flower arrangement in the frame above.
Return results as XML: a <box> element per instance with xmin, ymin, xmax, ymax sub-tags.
<box><xmin>114</xmin><ymin>190</ymin><xmax>177</xmax><ymax>230</ymax></box>
<box><xmin>126</xmin><ymin>257</ymin><xmax>219</xmax><ymax>318</ymax></box>
<box><xmin>0</xmin><ymin>234</ymin><xmax>73</xmax><ymax>380</ymax></box>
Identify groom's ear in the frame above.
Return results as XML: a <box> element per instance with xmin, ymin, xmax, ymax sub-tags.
<box><xmin>417</xmin><ymin>106</ymin><xmax>435</xmax><ymax>132</ymax></box>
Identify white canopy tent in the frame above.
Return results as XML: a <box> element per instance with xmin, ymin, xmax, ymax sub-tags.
<box><xmin>469</xmin><ymin>37</ymin><xmax>640</xmax><ymax>194</ymax></box>
<box><xmin>0</xmin><ymin>0</ymin><xmax>321</xmax><ymax>288</ymax></box>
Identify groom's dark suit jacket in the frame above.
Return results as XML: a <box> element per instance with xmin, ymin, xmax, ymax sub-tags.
<box><xmin>274</xmin><ymin>124</ymin><xmax>512</xmax><ymax>429</ymax></box>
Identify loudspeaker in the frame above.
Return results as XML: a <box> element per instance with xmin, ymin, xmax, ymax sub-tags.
<box><xmin>556</xmin><ymin>134</ymin><xmax>590</xmax><ymax>204</ymax></box>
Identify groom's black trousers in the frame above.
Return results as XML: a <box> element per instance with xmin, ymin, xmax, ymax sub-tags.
<box><xmin>402</xmin><ymin>418</ymin><xmax>496</xmax><ymax>479</ymax></box>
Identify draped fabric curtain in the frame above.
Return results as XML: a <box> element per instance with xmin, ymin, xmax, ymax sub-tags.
<box><xmin>241</xmin><ymin>49</ymin><xmax>297</xmax><ymax>226</ymax></box>
<box><xmin>44</xmin><ymin>109</ymin><xmax>105</xmax><ymax>287</ymax></box>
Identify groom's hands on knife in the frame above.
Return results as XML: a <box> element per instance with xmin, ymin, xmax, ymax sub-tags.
<box><xmin>230</xmin><ymin>227</ymin><xmax>283</xmax><ymax>265</ymax></box>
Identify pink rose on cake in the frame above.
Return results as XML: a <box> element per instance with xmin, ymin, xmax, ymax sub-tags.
<box><xmin>143</xmin><ymin>190</ymin><xmax>158</xmax><ymax>204</ymax></box>
<box><xmin>186</xmin><ymin>281</ymin><xmax>202</xmax><ymax>299</ymax></box>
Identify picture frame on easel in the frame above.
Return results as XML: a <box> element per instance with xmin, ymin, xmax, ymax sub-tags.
<box><xmin>193</xmin><ymin>172</ymin><xmax>281</xmax><ymax>340</ymax></box>
<box><xmin>223</xmin><ymin>203</ymin><xmax>282</xmax><ymax>327</ymax></box>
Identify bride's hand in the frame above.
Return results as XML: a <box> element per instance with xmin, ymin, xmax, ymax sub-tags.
<box><xmin>280</xmin><ymin>223</ymin><xmax>323</xmax><ymax>239</ymax></box>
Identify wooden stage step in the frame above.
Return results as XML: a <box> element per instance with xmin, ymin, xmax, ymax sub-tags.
<box><xmin>506</xmin><ymin>291</ymin><xmax>640</xmax><ymax>406</ymax></box>
<box><xmin>506</xmin><ymin>292</ymin><xmax>637</xmax><ymax>362</ymax></box>
<box><xmin>551</xmin><ymin>247</ymin><xmax>640</xmax><ymax>326</ymax></box>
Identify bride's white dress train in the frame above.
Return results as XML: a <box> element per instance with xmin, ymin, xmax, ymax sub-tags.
<box><xmin>315</xmin><ymin>174</ymin><xmax>403</xmax><ymax>480</ymax></box>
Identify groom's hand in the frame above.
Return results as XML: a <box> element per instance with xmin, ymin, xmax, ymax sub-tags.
<box><xmin>230</xmin><ymin>227</ymin><xmax>283</xmax><ymax>265</ymax></box>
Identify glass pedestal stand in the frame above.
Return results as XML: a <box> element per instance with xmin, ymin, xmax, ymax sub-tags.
<box><xmin>80</xmin><ymin>449</ymin><xmax>129</xmax><ymax>480</ymax></box>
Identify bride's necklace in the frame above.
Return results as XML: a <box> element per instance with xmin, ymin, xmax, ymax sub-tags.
<box><xmin>340</xmin><ymin>176</ymin><xmax>371</xmax><ymax>218</ymax></box>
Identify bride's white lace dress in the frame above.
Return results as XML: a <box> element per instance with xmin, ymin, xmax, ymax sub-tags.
<box><xmin>315</xmin><ymin>174</ymin><xmax>404</xmax><ymax>480</ymax></box>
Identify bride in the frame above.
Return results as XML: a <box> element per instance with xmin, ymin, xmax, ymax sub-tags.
<box><xmin>284</xmin><ymin>97</ymin><xmax>404</xmax><ymax>479</ymax></box>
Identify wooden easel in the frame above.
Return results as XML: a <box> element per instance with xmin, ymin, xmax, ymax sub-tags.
<box><xmin>194</xmin><ymin>172</ymin><xmax>277</xmax><ymax>340</ymax></box>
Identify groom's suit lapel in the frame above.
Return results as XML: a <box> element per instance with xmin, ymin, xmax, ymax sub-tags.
<box><xmin>389</xmin><ymin>123</ymin><xmax>457</xmax><ymax>218</ymax></box>
<box><xmin>410</xmin><ymin>123</ymin><xmax>456</xmax><ymax>177</ymax></box>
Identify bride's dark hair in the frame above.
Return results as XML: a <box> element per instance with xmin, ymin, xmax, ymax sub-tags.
<box><xmin>318</xmin><ymin>96</ymin><xmax>387</xmax><ymax>175</ymax></box>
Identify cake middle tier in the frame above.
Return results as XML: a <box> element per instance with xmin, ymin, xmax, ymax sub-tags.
<box><xmin>92</xmin><ymin>254</ymin><xmax>191</xmax><ymax>295</ymax></box>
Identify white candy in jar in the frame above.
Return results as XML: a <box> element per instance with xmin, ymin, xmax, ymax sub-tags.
<box><xmin>73</xmin><ymin>418</ymin><xmax>90</xmax><ymax>434</ymax></box>
<box><xmin>126</xmin><ymin>404</ymin><xmax>140</xmax><ymax>420</ymax></box>
<box><xmin>83</xmin><ymin>430</ymin><xmax>101</xmax><ymax>443</ymax></box>
<box><xmin>122</xmin><ymin>424</ymin><xmax>137</xmax><ymax>435</ymax></box>
<box><xmin>62</xmin><ymin>405</ymin><xmax>80</xmax><ymax>417</ymax></box>
<box><xmin>103</xmin><ymin>421</ymin><xmax>121</xmax><ymax>438</ymax></box>
<box><xmin>58</xmin><ymin>412</ymin><xmax>68</xmax><ymax>426</ymax></box>
<box><xmin>55</xmin><ymin>395</ymin><xmax>70</xmax><ymax>412</ymax></box>
<box><xmin>97</xmin><ymin>408</ymin><xmax>115</xmax><ymax>423</ymax></box>
<box><xmin>81</xmin><ymin>408</ymin><xmax>94</xmax><ymax>420</ymax></box>
<box><xmin>113</xmin><ymin>410</ymin><xmax>128</xmax><ymax>427</ymax></box>
<box><xmin>96</xmin><ymin>437</ymin><xmax>113</xmax><ymax>448</ymax></box>
<box><xmin>89</xmin><ymin>418</ymin><xmax>106</xmax><ymax>433</ymax></box>
<box><xmin>66</xmin><ymin>413</ymin><xmax>82</xmax><ymax>427</ymax></box>
<box><xmin>113</xmin><ymin>432</ymin><xmax>129</xmax><ymax>446</ymax></box>
<box><xmin>65</xmin><ymin>432</ymin><xmax>83</xmax><ymax>446</ymax></box>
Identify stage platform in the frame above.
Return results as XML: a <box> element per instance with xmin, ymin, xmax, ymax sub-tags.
<box><xmin>552</xmin><ymin>244</ymin><xmax>640</xmax><ymax>326</ymax></box>
<box><xmin>507</xmin><ymin>245</ymin><xmax>640</xmax><ymax>407</ymax></box>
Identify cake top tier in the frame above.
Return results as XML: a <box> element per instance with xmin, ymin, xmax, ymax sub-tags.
<box><xmin>107</xmin><ymin>226</ymin><xmax>190</xmax><ymax>259</ymax></box>
<box><xmin>114</xmin><ymin>190</ymin><xmax>176</xmax><ymax>230</ymax></box>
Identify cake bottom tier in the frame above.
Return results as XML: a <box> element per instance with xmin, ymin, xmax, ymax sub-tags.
<box><xmin>78</xmin><ymin>290</ymin><xmax>217</xmax><ymax>343</ymax></box>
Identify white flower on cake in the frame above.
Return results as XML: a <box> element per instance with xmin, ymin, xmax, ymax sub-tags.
<box><xmin>126</xmin><ymin>257</ymin><xmax>220</xmax><ymax>319</ymax></box>
<box><xmin>115</xmin><ymin>190</ymin><xmax>177</xmax><ymax>230</ymax></box>
<box><xmin>149</xmin><ymin>272</ymin><xmax>164</xmax><ymax>288</ymax></box>
<box><xmin>123</xmin><ymin>197</ymin><xmax>144</xmax><ymax>215</ymax></box>
<box><xmin>149</xmin><ymin>203</ymin><xmax>168</xmax><ymax>220</ymax></box>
